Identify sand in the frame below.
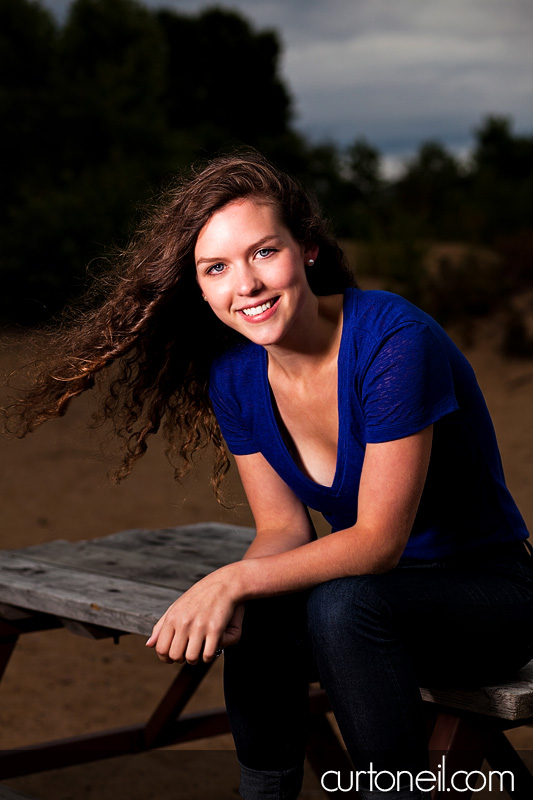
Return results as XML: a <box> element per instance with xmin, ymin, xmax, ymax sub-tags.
<box><xmin>0</xmin><ymin>321</ymin><xmax>532</xmax><ymax>798</ymax></box>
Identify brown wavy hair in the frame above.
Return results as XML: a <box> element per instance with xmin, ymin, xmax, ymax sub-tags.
<box><xmin>2</xmin><ymin>149</ymin><xmax>356</xmax><ymax>498</ymax></box>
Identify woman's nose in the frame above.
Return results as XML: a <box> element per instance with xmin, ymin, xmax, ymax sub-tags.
<box><xmin>235</xmin><ymin>264</ymin><xmax>263</xmax><ymax>296</ymax></box>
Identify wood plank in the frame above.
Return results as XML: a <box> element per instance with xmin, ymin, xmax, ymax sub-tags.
<box><xmin>94</xmin><ymin>523</ymin><xmax>255</xmax><ymax>563</ymax></box>
<box><xmin>421</xmin><ymin>660</ymin><xmax>533</xmax><ymax>721</ymax></box>
<box><xmin>0</xmin><ymin>552</ymin><xmax>186</xmax><ymax>636</ymax></box>
<box><xmin>15</xmin><ymin>524</ymin><xmax>255</xmax><ymax>577</ymax></box>
<box><xmin>100</xmin><ymin>521</ymin><xmax>255</xmax><ymax>543</ymax></box>
<box><xmin>15</xmin><ymin>540</ymin><xmax>232</xmax><ymax>589</ymax></box>
<box><xmin>0</xmin><ymin>525</ymin><xmax>255</xmax><ymax>639</ymax></box>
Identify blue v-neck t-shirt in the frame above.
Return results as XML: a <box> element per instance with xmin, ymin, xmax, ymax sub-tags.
<box><xmin>209</xmin><ymin>288</ymin><xmax>528</xmax><ymax>559</ymax></box>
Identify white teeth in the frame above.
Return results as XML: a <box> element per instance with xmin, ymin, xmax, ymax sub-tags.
<box><xmin>242</xmin><ymin>299</ymin><xmax>274</xmax><ymax>317</ymax></box>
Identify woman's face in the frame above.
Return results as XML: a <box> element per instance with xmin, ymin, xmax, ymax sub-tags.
<box><xmin>195</xmin><ymin>198</ymin><xmax>318</xmax><ymax>348</ymax></box>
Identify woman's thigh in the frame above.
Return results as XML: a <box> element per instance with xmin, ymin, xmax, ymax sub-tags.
<box><xmin>307</xmin><ymin>547</ymin><xmax>533</xmax><ymax>687</ymax></box>
<box><xmin>394</xmin><ymin>551</ymin><xmax>533</xmax><ymax>685</ymax></box>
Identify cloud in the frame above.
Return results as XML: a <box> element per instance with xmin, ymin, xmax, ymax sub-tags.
<box><xmin>40</xmin><ymin>0</ymin><xmax>533</xmax><ymax>154</ymax></box>
<box><xmin>280</xmin><ymin>1</ymin><xmax>533</xmax><ymax>148</ymax></box>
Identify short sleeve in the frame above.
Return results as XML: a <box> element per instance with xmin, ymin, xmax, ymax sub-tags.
<box><xmin>361</xmin><ymin>322</ymin><xmax>459</xmax><ymax>443</ymax></box>
<box><xmin>209</xmin><ymin>364</ymin><xmax>259</xmax><ymax>456</ymax></box>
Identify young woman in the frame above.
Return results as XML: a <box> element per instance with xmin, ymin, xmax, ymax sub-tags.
<box><xmin>5</xmin><ymin>151</ymin><xmax>533</xmax><ymax>800</ymax></box>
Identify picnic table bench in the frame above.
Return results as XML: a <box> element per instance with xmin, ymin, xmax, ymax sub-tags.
<box><xmin>0</xmin><ymin>522</ymin><xmax>532</xmax><ymax>799</ymax></box>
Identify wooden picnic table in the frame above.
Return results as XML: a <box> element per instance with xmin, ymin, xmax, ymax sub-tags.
<box><xmin>0</xmin><ymin>523</ymin><xmax>258</xmax><ymax>779</ymax></box>
<box><xmin>1</xmin><ymin>522</ymin><xmax>533</xmax><ymax>798</ymax></box>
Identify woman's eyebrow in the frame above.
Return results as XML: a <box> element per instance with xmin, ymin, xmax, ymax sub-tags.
<box><xmin>196</xmin><ymin>235</ymin><xmax>281</xmax><ymax>267</ymax></box>
<box><xmin>249</xmin><ymin>234</ymin><xmax>281</xmax><ymax>251</ymax></box>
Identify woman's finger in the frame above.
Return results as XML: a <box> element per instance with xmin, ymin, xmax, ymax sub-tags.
<box><xmin>155</xmin><ymin>621</ymin><xmax>182</xmax><ymax>663</ymax></box>
<box><xmin>182</xmin><ymin>628</ymin><xmax>205</xmax><ymax>664</ymax></box>
<box><xmin>219</xmin><ymin>626</ymin><xmax>241</xmax><ymax>649</ymax></box>
<box><xmin>146</xmin><ymin>608</ymin><xmax>170</xmax><ymax>647</ymax></box>
<box><xmin>201</xmin><ymin>627</ymin><xmax>224</xmax><ymax>662</ymax></box>
<box><xmin>219</xmin><ymin>604</ymin><xmax>245</xmax><ymax>649</ymax></box>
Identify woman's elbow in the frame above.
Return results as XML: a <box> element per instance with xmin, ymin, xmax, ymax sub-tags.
<box><xmin>370</xmin><ymin>551</ymin><xmax>402</xmax><ymax>574</ymax></box>
<box><xmin>363</xmin><ymin>537</ymin><xmax>406</xmax><ymax>574</ymax></box>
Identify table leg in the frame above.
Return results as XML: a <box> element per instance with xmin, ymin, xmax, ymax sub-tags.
<box><xmin>142</xmin><ymin>659</ymin><xmax>215</xmax><ymax>749</ymax></box>
<box><xmin>429</xmin><ymin>711</ymin><xmax>487</xmax><ymax>800</ymax></box>
<box><xmin>486</xmin><ymin>731</ymin><xmax>533</xmax><ymax>800</ymax></box>
<box><xmin>0</xmin><ymin>660</ymin><xmax>223</xmax><ymax>779</ymax></box>
<box><xmin>0</xmin><ymin>620</ymin><xmax>19</xmax><ymax>682</ymax></box>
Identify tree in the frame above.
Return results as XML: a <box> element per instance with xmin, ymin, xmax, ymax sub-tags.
<box><xmin>393</xmin><ymin>141</ymin><xmax>464</xmax><ymax>238</ymax></box>
<box><xmin>473</xmin><ymin>115</ymin><xmax>529</xmax><ymax>178</ymax></box>
<box><xmin>58</xmin><ymin>0</ymin><xmax>169</xmax><ymax>170</ymax></box>
<box><xmin>0</xmin><ymin>0</ymin><xmax>58</xmax><ymax>211</ymax></box>
<box><xmin>1</xmin><ymin>0</ymin><xmax>172</xmax><ymax>322</ymax></box>
<box><xmin>347</xmin><ymin>139</ymin><xmax>382</xmax><ymax>200</ymax></box>
<box><xmin>0</xmin><ymin>0</ymin><xmax>300</xmax><ymax>323</ymax></box>
<box><xmin>469</xmin><ymin>115</ymin><xmax>533</xmax><ymax>240</ymax></box>
<box><xmin>156</xmin><ymin>7</ymin><xmax>293</xmax><ymax>158</ymax></box>
<box><xmin>345</xmin><ymin>138</ymin><xmax>386</xmax><ymax>238</ymax></box>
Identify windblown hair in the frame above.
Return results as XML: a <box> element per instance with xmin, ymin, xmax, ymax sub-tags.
<box><xmin>3</xmin><ymin>149</ymin><xmax>356</xmax><ymax>498</ymax></box>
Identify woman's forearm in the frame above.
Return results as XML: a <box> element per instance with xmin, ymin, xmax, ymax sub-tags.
<box><xmin>229</xmin><ymin>428</ymin><xmax>432</xmax><ymax>604</ymax></box>
<box><xmin>230</xmin><ymin>523</ymin><xmax>402</xmax><ymax>603</ymax></box>
<box><xmin>242</xmin><ymin>522</ymin><xmax>317</xmax><ymax>560</ymax></box>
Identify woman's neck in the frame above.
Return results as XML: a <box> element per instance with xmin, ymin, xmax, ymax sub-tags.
<box><xmin>265</xmin><ymin>293</ymin><xmax>345</xmax><ymax>381</ymax></box>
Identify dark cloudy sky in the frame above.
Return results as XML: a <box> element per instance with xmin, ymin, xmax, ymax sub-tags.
<box><xmin>42</xmin><ymin>0</ymin><xmax>533</xmax><ymax>164</ymax></box>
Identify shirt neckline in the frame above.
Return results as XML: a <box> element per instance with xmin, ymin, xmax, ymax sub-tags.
<box><xmin>259</xmin><ymin>289</ymin><xmax>352</xmax><ymax>493</ymax></box>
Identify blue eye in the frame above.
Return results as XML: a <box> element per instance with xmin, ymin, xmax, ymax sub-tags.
<box><xmin>206</xmin><ymin>263</ymin><xmax>225</xmax><ymax>274</ymax></box>
<box><xmin>257</xmin><ymin>248</ymin><xmax>275</xmax><ymax>259</ymax></box>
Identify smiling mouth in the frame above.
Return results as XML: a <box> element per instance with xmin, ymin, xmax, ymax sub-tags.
<box><xmin>240</xmin><ymin>297</ymin><xmax>280</xmax><ymax>317</ymax></box>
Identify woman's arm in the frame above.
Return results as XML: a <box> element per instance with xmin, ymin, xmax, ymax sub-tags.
<box><xmin>147</xmin><ymin>425</ymin><xmax>433</xmax><ymax>663</ymax></box>
<box><xmin>236</xmin><ymin>451</ymin><xmax>318</xmax><ymax>559</ymax></box>
<box><xmin>146</xmin><ymin>451</ymin><xmax>318</xmax><ymax>663</ymax></box>
<box><xmin>236</xmin><ymin>425</ymin><xmax>433</xmax><ymax>595</ymax></box>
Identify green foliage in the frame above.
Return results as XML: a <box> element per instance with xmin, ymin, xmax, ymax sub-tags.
<box><xmin>156</xmin><ymin>8</ymin><xmax>291</xmax><ymax>150</ymax></box>
<box><xmin>1</xmin><ymin>1</ymin><xmax>532</xmax><ymax>334</ymax></box>
<box><xmin>296</xmin><ymin>142</ymin><xmax>357</xmax><ymax>235</ymax></box>
<box><xmin>344</xmin><ymin>139</ymin><xmax>386</xmax><ymax>239</ymax></box>
<box><xmin>0</xmin><ymin>0</ymin><xmax>296</xmax><ymax>323</ymax></box>
<box><xmin>468</xmin><ymin>116</ymin><xmax>533</xmax><ymax>241</ymax></box>
<box><xmin>0</xmin><ymin>0</ymin><xmax>57</xmax><ymax>203</ymax></box>
<box><xmin>342</xmin><ymin>118</ymin><xmax>533</xmax><ymax>352</ymax></box>
<box><xmin>57</xmin><ymin>0</ymin><xmax>169</xmax><ymax>166</ymax></box>
<box><xmin>392</xmin><ymin>142</ymin><xmax>465</xmax><ymax>239</ymax></box>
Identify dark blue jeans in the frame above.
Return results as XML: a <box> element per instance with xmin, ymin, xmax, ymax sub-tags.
<box><xmin>223</xmin><ymin>542</ymin><xmax>533</xmax><ymax>800</ymax></box>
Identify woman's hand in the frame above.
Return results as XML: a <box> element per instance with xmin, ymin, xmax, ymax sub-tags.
<box><xmin>145</xmin><ymin>565</ymin><xmax>245</xmax><ymax>664</ymax></box>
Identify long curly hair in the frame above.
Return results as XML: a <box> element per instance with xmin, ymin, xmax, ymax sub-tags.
<box><xmin>3</xmin><ymin>149</ymin><xmax>356</xmax><ymax>498</ymax></box>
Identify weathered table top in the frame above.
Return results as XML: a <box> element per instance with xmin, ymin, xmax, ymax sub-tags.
<box><xmin>0</xmin><ymin>523</ymin><xmax>255</xmax><ymax>637</ymax></box>
<box><xmin>1</xmin><ymin>522</ymin><xmax>533</xmax><ymax>722</ymax></box>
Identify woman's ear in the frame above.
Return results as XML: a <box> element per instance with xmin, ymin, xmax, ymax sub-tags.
<box><xmin>304</xmin><ymin>243</ymin><xmax>319</xmax><ymax>264</ymax></box>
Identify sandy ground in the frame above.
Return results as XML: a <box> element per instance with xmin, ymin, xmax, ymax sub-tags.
<box><xmin>1</xmin><ymin>314</ymin><xmax>533</xmax><ymax>798</ymax></box>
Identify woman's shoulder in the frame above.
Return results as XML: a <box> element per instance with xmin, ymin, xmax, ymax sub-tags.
<box><xmin>209</xmin><ymin>339</ymin><xmax>262</xmax><ymax>391</ymax></box>
<box><xmin>346</xmin><ymin>288</ymin><xmax>441</xmax><ymax>341</ymax></box>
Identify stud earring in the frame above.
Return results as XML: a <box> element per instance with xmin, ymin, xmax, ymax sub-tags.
<box><xmin>307</xmin><ymin>259</ymin><xmax>315</xmax><ymax>266</ymax></box>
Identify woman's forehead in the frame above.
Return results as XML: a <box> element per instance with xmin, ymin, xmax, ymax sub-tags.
<box><xmin>195</xmin><ymin>198</ymin><xmax>284</xmax><ymax>251</ymax></box>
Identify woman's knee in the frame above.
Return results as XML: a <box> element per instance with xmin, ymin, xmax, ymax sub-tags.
<box><xmin>233</xmin><ymin>592</ymin><xmax>309</xmax><ymax>653</ymax></box>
